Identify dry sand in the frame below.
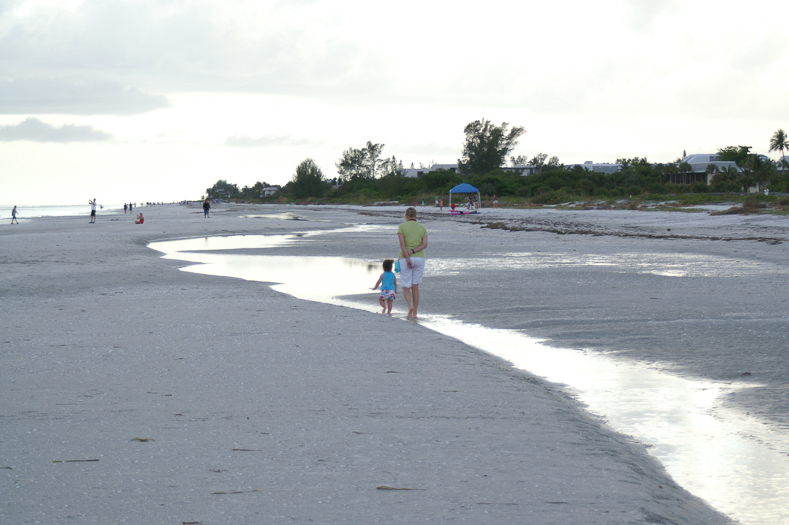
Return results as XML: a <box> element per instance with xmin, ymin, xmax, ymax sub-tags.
<box><xmin>0</xmin><ymin>203</ymin><xmax>757</xmax><ymax>524</ymax></box>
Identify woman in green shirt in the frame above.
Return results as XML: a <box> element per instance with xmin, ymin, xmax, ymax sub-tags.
<box><xmin>397</xmin><ymin>207</ymin><xmax>428</xmax><ymax>319</ymax></box>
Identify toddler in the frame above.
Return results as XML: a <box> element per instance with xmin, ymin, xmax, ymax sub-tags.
<box><xmin>373</xmin><ymin>259</ymin><xmax>397</xmax><ymax>314</ymax></box>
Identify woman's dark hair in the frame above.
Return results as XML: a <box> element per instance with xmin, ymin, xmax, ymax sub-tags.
<box><xmin>383</xmin><ymin>259</ymin><xmax>393</xmax><ymax>272</ymax></box>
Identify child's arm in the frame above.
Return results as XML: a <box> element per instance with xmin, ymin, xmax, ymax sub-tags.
<box><xmin>373</xmin><ymin>273</ymin><xmax>383</xmax><ymax>290</ymax></box>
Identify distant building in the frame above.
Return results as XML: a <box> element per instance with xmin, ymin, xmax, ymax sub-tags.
<box><xmin>261</xmin><ymin>186</ymin><xmax>280</xmax><ymax>197</ymax></box>
<box><xmin>565</xmin><ymin>161</ymin><xmax>622</xmax><ymax>174</ymax></box>
<box><xmin>681</xmin><ymin>154</ymin><xmax>741</xmax><ymax>184</ymax></box>
<box><xmin>402</xmin><ymin>163</ymin><xmax>458</xmax><ymax>178</ymax></box>
<box><xmin>403</xmin><ymin>163</ymin><xmax>540</xmax><ymax>178</ymax></box>
<box><xmin>503</xmin><ymin>165</ymin><xmax>539</xmax><ymax>176</ymax></box>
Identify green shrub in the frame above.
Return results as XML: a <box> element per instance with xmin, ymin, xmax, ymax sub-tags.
<box><xmin>530</xmin><ymin>190</ymin><xmax>571</xmax><ymax>205</ymax></box>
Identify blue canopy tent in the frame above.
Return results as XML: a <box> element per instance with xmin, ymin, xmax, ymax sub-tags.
<box><xmin>448</xmin><ymin>183</ymin><xmax>481</xmax><ymax>214</ymax></box>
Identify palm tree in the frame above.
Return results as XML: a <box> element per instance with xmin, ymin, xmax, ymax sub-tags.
<box><xmin>678</xmin><ymin>161</ymin><xmax>693</xmax><ymax>185</ymax></box>
<box><xmin>769</xmin><ymin>129</ymin><xmax>789</xmax><ymax>170</ymax></box>
<box><xmin>744</xmin><ymin>155</ymin><xmax>776</xmax><ymax>192</ymax></box>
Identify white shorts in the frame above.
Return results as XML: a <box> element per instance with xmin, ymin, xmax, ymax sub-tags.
<box><xmin>399</xmin><ymin>257</ymin><xmax>425</xmax><ymax>288</ymax></box>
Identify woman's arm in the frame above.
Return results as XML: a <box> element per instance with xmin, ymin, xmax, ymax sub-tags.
<box><xmin>398</xmin><ymin>232</ymin><xmax>413</xmax><ymax>268</ymax></box>
<box><xmin>412</xmin><ymin>234</ymin><xmax>428</xmax><ymax>254</ymax></box>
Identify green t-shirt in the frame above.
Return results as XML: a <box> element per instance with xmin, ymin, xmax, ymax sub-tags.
<box><xmin>398</xmin><ymin>220</ymin><xmax>427</xmax><ymax>258</ymax></box>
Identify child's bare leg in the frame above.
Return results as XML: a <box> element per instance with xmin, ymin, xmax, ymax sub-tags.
<box><xmin>378</xmin><ymin>297</ymin><xmax>386</xmax><ymax>313</ymax></box>
<box><xmin>387</xmin><ymin>299</ymin><xmax>393</xmax><ymax>314</ymax></box>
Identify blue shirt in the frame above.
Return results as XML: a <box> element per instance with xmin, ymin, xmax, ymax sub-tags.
<box><xmin>381</xmin><ymin>271</ymin><xmax>395</xmax><ymax>291</ymax></box>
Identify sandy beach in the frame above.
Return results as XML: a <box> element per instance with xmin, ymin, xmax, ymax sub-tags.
<box><xmin>6</xmin><ymin>202</ymin><xmax>786</xmax><ymax>524</ymax></box>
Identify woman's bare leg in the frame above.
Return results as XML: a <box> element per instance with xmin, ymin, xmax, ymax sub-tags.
<box><xmin>402</xmin><ymin>287</ymin><xmax>414</xmax><ymax>318</ymax></box>
<box><xmin>411</xmin><ymin>284</ymin><xmax>420</xmax><ymax>318</ymax></box>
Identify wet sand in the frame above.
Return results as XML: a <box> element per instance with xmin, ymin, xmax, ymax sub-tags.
<box><xmin>0</xmin><ymin>203</ymin><xmax>762</xmax><ymax>524</ymax></box>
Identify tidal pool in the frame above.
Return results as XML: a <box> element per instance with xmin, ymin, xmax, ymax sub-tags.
<box><xmin>150</xmin><ymin>233</ymin><xmax>789</xmax><ymax>525</ymax></box>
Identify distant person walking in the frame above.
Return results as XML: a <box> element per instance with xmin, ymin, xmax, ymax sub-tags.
<box><xmin>203</xmin><ymin>199</ymin><xmax>210</xmax><ymax>218</ymax></box>
<box><xmin>11</xmin><ymin>206</ymin><xmax>19</xmax><ymax>224</ymax></box>
<box><xmin>397</xmin><ymin>207</ymin><xmax>428</xmax><ymax>319</ymax></box>
<box><xmin>373</xmin><ymin>259</ymin><xmax>397</xmax><ymax>314</ymax></box>
<box><xmin>493</xmin><ymin>194</ymin><xmax>498</xmax><ymax>208</ymax></box>
<box><xmin>89</xmin><ymin>199</ymin><xmax>97</xmax><ymax>223</ymax></box>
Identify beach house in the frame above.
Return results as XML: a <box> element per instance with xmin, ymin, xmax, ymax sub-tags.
<box><xmin>402</xmin><ymin>163</ymin><xmax>459</xmax><ymax>178</ymax></box>
<box><xmin>403</xmin><ymin>163</ymin><xmax>539</xmax><ymax>178</ymax></box>
<box><xmin>565</xmin><ymin>161</ymin><xmax>623</xmax><ymax>174</ymax></box>
<box><xmin>680</xmin><ymin>154</ymin><xmax>741</xmax><ymax>184</ymax></box>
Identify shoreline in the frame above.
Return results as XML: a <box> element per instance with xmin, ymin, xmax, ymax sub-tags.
<box><xmin>0</xmin><ymin>203</ymin><xmax>763</xmax><ymax>523</ymax></box>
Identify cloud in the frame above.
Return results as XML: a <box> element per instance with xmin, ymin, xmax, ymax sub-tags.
<box><xmin>0</xmin><ymin>0</ymin><xmax>395</xmax><ymax>98</ymax></box>
<box><xmin>225</xmin><ymin>134</ymin><xmax>324</xmax><ymax>148</ymax></box>
<box><xmin>0</xmin><ymin>78</ymin><xmax>170</xmax><ymax>115</ymax></box>
<box><xmin>1</xmin><ymin>0</ymin><xmax>788</xmax><ymax>123</ymax></box>
<box><xmin>623</xmin><ymin>0</ymin><xmax>681</xmax><ymax>32</ymax></box>
<box><xmin>0</xmin><ymin>117</ymin><xmax>112</xmax><ymax>142</ymax></box>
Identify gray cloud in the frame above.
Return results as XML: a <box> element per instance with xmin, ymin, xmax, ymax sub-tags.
<box><xmin>225</xmin><ymin>134</ymin><xmax>324</xmax><ymax>148</ymax></box>
<box><xmin>0</xmin><ymin>1</ymin><xmax>395</xmax><ymax>100</ymax></box>
<box><xmin>623</xmin><ymin>0</ymin><xmax>681</xmax><ymax>32</ymax></box>
<box><xmin>1</xmin><ymin>0</ymin><xmax>786</xmax><ymax>123</ymax></box>
<box><xmin>0</xmin><ymin>78</ymin><xmax>170</xmax><ymax>115</ymax></box>
<box><xmin>0</xmin><ymin>117</ymin><xmax>112</xmax><ymax>142</ymax></box>
<box><xmin>0</xmin><ymin>0</ymin><xmax>23</xmax><ymax>16</ymax></box>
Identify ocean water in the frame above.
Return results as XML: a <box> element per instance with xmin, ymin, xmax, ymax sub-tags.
<box><xmin>149</xmin><ymin>229</ymin><xmax>789</xmax><ymax>525</ymax></box>
<box><xmin>0</xmin><ymin>204</ymin><xmax>124</xmax><ymax>219</ymax></box>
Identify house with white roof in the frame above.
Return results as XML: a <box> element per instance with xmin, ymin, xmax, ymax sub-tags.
<box><xmin>503</xmin><ymin>165</ymin><xmax>539</xmax><ymax>176</ymax></box>
<box><xmin>681</xmin><ymin>154</ymin><xmax>741</xmax><ymax>184</ymax></box>
<box><xmin>403</xmin><ymin>163</ymin><xmax>539</xmax><ymax>178</ymax></box>
<box><xmin>402</xmin><ymin>163</ymin><xmax>458</xmax><ymax>178</ymax></box>
<box><xmin>565</xmin><ymin>161</ymin><xmax>622</xmax><ymax>174</ymax></box>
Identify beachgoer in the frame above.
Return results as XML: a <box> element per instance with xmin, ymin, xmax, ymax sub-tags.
<box><xmin>435</xmin><ymin>196</ymin><xmax>439</xmax><ymax>207</ymax></box>
<box><xmin>89</xmin><ymin>199</ymin><xmax>97</xmax><ymax>223</ymax></box>
<box><xmin>372</xmin><ymin>259</ymin><xmax>397</xmax><ymax>314</ymax></box>
<box><xmin>124</xmin><ymin>203</ymin><xmax>128</xmax><ymax>213</ymax></box>
<box><xmin>439</xmin><ymin>199</ymin><xmax>443</xmax><ymax>211</ymax></box>
<box><xmin>493</xmin><ymin>194</ymin><xmax>498</xmax><ymax>208</ymax></box>
<box><xmin>135</xmin><ymin>213</ymin><xmax>144</xmax><ymax>224</ymax></box>
<box><xmin>11</xmin><ymin>206</ymin><xmax>19</xmax><ymax>224</ymax></box>
<box><xmin>397</xmin><ymin>207</ymin><xmax>428</xmax><ymax>319</ymax></box>
<box><xmin>203</xmin><ymin>199</ymin><xmax>210</xmax><ymax>218</ymax></box>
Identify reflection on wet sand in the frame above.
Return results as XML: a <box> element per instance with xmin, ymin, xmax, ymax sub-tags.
<box><xmin>240</xmin><ymin>212</ymin><xmax>306</xmax><ymax>220</ymax></box>
<box><xmin>151</xmin><ymin>234</ymin><xmax>789</xmax><ymax>525</ymax></box>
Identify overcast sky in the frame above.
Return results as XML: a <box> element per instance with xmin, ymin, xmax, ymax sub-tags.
<box><xmin>1</xmin><ymin>0</ymin><xmax>788</xmax><ymax>205</ymax></box>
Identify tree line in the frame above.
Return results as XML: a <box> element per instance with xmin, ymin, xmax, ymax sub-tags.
<box><xmin>205</xmin><ymin>122</ymin><xmax>789</xmax><ymax>203</ymax></box>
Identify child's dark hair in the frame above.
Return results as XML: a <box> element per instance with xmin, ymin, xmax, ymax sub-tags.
<box><xmin>383</xmin><ymin>259</ymin><xmax>393</xmax><ymax>272</ymax></box>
